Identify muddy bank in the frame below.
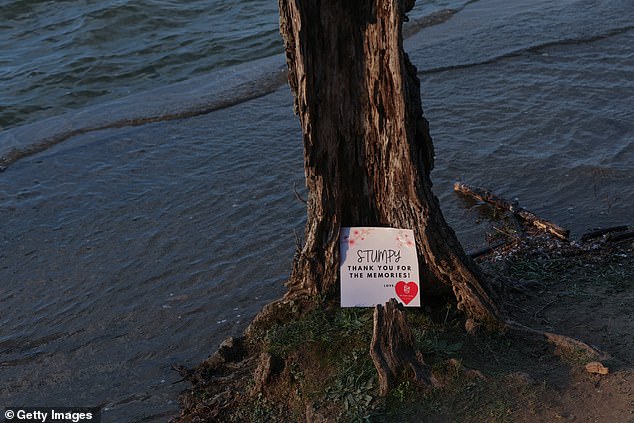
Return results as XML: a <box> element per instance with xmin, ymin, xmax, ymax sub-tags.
<box><xmin>171</xmin><ymin>230</ymin><xmax>633</xmax><ymax>422</ymax></box>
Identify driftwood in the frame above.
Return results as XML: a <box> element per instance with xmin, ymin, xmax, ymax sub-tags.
<box><xmin>454</xmin><ymin>182</ymin><xmax>570</xmax><ymax>240</ymax></box>
<box><xmin>581</xmin><ymin>225</ymin><xmax>628</xmax><ymax>241</ymax></box>
<box><xmin>370</xmin><ymin>299</ymin><xmax>436</xmax><ymax>396</ymax></box>
<box><xmin>581</xmin><ymin>226</ymin><xmax>634</xmax><ymax>243</ymax></box>
<box><xmin>611</xmin><ymin>230</ymin><xmax>634</xmax><ymax>242</ymax></box>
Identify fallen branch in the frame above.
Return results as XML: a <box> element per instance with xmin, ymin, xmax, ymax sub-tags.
<box><xmin>581</xmin><ymin>225</ymin><xmax>629</xmax><ymax>242</ymax></box>
<box><xmin>454</xmin><ymin>182</ymin><xmax>570</xmax><ymax>240</ymax></box>
<box><xmin>611</xmin><ymin>230</ymin><xmax>634</xmax><ymax>243</ymax></box>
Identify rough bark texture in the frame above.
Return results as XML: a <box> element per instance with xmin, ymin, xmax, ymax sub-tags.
<box><xmin>279</xmin><ymin>0</ymin><xmax>500</xmax><ymax>325</ymax></box>
<box><xmin>370</xmin><ymin>299</ymin><xmax>434</xmax><ymax>395</ymax></box>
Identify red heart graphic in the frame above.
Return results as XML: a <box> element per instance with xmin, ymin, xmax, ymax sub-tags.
<box><xmin>395</xmin><ymin>281</ymin><xmax>418</xmax><ymax>305</ymax></box>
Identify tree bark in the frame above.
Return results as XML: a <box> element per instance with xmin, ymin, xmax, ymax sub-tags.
<box><xmin>370</xmin><ymin>299</ymin><xmax>435</xmax><ymax>395</ymax></box>
<box><xmin>279</xmin><ymin>0</ymin><xmax>501</xmax><ymax>326</ymax></box>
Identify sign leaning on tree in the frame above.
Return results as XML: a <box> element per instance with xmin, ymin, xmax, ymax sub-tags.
<box><xmin>340</xmin><ymin>227</ymin><xmax>421</xmax><ymax>307</ymax></box>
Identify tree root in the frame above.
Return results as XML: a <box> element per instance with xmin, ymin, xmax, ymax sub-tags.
<box><xmin>370</xmin><ymin>299</ymin><xmax>438</xmax><ymax>395</ymax></box>
<box><xmin>505</xmin><ymin>319</ymin><xmax>608</xmax><ymax>360</ymax></box>
<box><xmin>369</xmin><ymin>299</ymin><xmax>609</xmax><ymax>397</ymax></box>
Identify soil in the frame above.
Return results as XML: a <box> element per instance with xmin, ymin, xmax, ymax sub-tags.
<box><xmin>172</xmin><ymin>230</ymin><xmax>634</xmax><ymax>423</ymax></box>
<box><xmin>411</xmin><ymin>232</ymin><xmax>634</xmax><ymax>423</ymax></box>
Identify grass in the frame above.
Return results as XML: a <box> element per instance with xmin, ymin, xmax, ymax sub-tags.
<box><xmin>256</xmin><ymin>296</ymin><xmax>555</xmax><ymax>421</ymax></box>
<box><xmin>256</xmin><ymin>307</ymin><xmax>380</xmax><ymax>421</ymax></box>
<box><xmin>263</xmin><ymin>307</ymin><xmax>373</xmax><ymax>358</ymax></box>
<box><xmin>380</xmin><ymin>366</ymin><xmax>548</xmax><ymax>423</ymax></box>
<box><xmin>250</xmin><ymin>301</ymin><xmax>548</xmax><ymax>423</ymax></box>
<box><xmin>177</xmin><ymin>236</ymin><xmax>633</xmax><ymax>423</ymax></box>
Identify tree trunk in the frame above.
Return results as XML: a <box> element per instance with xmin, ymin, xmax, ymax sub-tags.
<box><xmin>279</xmin><ymin>0</ymin><xmax>501</xmax><ymax>326</ymax></box>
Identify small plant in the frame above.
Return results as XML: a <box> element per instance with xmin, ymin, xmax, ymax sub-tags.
<box><xmin>392</xmin><ymin>379</ymin><xmax>413</xmax><ymax>403</ymax></box>
<box><xmin>334</xmin><ymin>308</ymin><xmax>373</xmax><ymax>336</ymax></box>
<box><xmin>325</xmin><ymin>373</ymin><xmax>375</xmax><ymax>414</ymax></box>
<box><xmin>413</xmin><ymin>327</ymin><xmax>463</xmax><ymax>357</ymax></box>
<box><xmin>325</xmin><ymin>349</ymin><xmax>377</xmax><ymax>421</ymax></box>
<box><xmin>251</xmin><ymin>392</ymin><xmax>277</xmax><ymax>423</ymax></box>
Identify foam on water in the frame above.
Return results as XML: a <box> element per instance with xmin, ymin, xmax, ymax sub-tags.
<box><xmin>0</xmin><ymin>54</ymin><xmax>287</xmax><ymax>170</ymax></box>
<box><xmin>0</xmin><ymin>0</ymin><xmax>282</xmax><ymax>129</ymax></box>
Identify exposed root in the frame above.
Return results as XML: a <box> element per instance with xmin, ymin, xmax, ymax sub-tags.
<box><xmin>370</xmin><ymin>299</ymin><xmax>438</xmax><ymax>395</ymax></box>
<box><xmin>505</xmin><ymin>320</ymin><xmax>608</xmax><ymax>360</ymax></box>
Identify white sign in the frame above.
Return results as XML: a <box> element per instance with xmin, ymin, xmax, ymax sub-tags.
<box><xmin>340</xmin><ymin>227</ymin><xmax>421</xmax><ymax>307</ymax></box>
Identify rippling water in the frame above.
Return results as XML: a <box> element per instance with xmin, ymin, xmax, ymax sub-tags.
<box><xmin>0</xmin><ymin>0</ymin><xmax>456</xmax><ymax>130</ymax></box>
<box><xmin>1</xmin><ymin>0</ymin><xmax>633</xmax><ymax>421</ymax></box>
<box><xmin>0</xmin><ymin>0</ymin><xmax>281</xmax><ymax>129</ymax></box>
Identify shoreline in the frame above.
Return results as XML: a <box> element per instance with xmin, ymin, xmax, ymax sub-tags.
<box><xmin>172</xmin><ymin>231</ymin><xmax>634</xmax><ymax>422</ymax></box>
<box><xmin>1</xmin><ymin>1</ymin><xmax>632</xmax><ymax>419</ymax></box>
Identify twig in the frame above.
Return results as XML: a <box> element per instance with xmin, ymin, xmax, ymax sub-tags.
<box><xmin>533</xmin><ymin>299</ymin><xmax>558</xmax><ymax>319</ymax></box>
<box><xmin>293</xmin><ymin>182</ymin><xmax>307</xmax><ymax>204</ymax></box>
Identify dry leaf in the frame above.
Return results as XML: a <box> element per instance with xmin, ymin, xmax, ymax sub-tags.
<box><xmin>585</xmin><ymin>361</ymin><xmax>609</xmax><ymax>375</ymax></box>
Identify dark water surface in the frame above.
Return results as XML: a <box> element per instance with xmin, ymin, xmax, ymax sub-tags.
<box><xmin>1</xmin><ymin>88</ymin><xmax>305</xmax><ymax>420</ymax></box>
<box><xmin>1</xmin><ymin>0</ymin><xmax>633</xmax><ymax>421</ymax></box>
<box><xmin>0</xmin><ymin>0</ymin><xmax>281</xmax><ymax>129</ymax></box>
<box><xmin>0</xmin><ymin>0</ymin><xmax>456</xmax><ymax>131</ymax></box>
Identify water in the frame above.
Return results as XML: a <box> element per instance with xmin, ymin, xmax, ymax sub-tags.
<box><xmin>0</xmin><ymin>0</ymin><xmax>450</xmax><ymax>131</ymax></box>
<box><xmin>1</xmin><ymin>0</ymin><xmax>633</xmax><ymax>421</ymax></box>
<box><xmin>0</xmin><ymin>0</ymin><xmax>281</xmax><ymax>129</ymax></box>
